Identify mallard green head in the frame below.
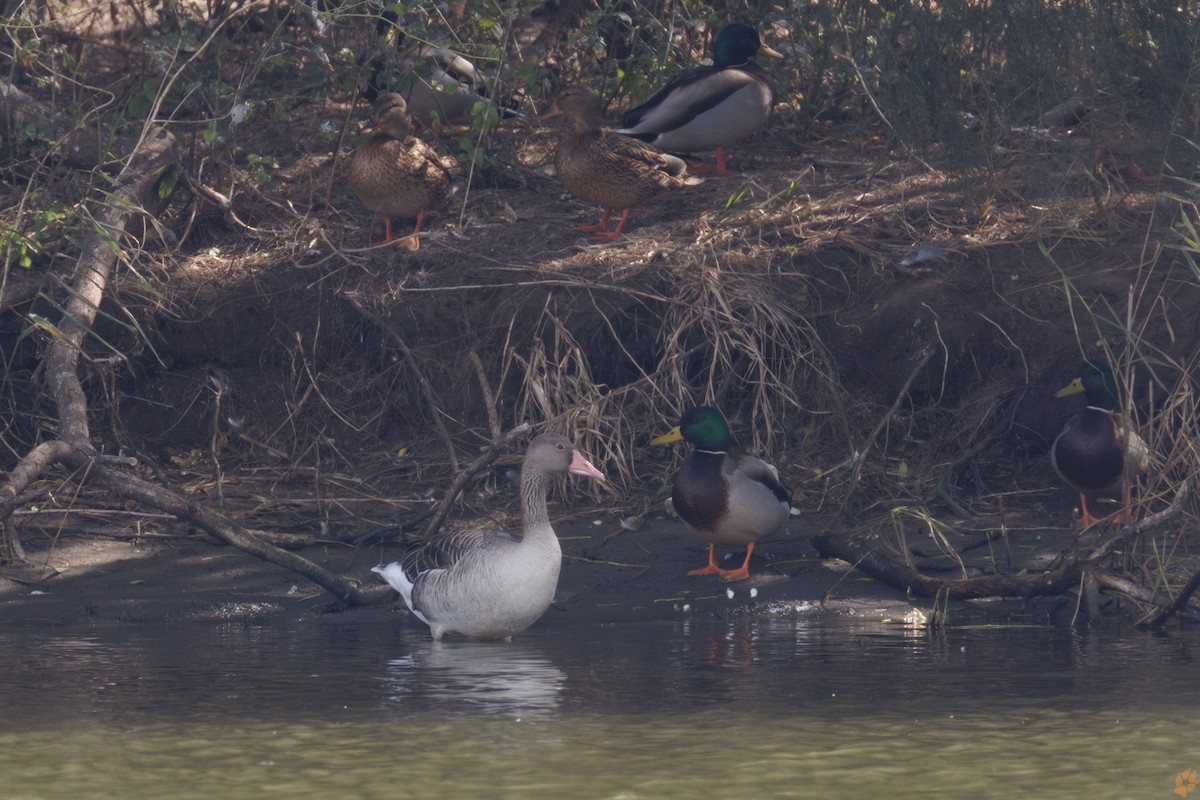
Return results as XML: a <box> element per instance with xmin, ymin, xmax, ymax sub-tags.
<box><xmin>712</xmin><ymin>23</ymin><xmax>783</xmax><ymax>68</ymax></box>
<box><xmin>1055</xmin><ymin>361</ymin><xmax>1121</xmax><ymax>410</ymax></box>
<box><xmin>652</xmin><ymin>406</ymin><xmax>733</xmax><ymax>451</ymax></box>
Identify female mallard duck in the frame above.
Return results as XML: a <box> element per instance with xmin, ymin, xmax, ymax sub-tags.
<box><xmin>545</xmin><ymin>85</ymin><xmax>703</xmax><ymax>241</ymax></box>
<box><xmin>372</xmin><ymin>433</ymin><xmax>605</xmax><ymax>640</ymax></box>
<box><xmin>616</xmin><ymin>23</ymin><xmax>782</xmax><ymax>176</ymax></box>
<box><xmin>652</xmin><ymin>406</ymin><xmax>791</xmax><ymax>580</ymax></box>
<box><xmin>347</xmin><ymin>92</ymin><xmax>453</xmax><ymax>252</ymax></box>
<box><xmin>1051</xmin><ymin>361</ymin><xmax>1151</xmax><ymax>525</ymax></box>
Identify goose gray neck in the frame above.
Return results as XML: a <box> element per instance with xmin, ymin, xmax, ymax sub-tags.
<box><xmin>519</xmin><ymin>465</ymin><xmax>554</xmax><ymax>540</ymax></box>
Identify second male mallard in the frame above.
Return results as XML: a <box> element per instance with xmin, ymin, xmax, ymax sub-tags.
<box><xmin>1051</xmin><ymin>361</ymin><xmax>1151</xmax><ymax>525</ymax></box>
<box><xmin>546</xmin><ymin>85</ymin><xmax>703</xmax><ymax>240</ymax></box>
<box><xmin>617</xmin><ymin>23</ymin><xmax>782</xmax><ymax>176</ymax></box>
<box><xmin>347</xmin><ymin>92</ymin><xmax>453</xmax><ymax>251</ymax></box>
<box><xmin>653</xmin><ymin>406</ymin><xmax>791</xmax><ymax>580</ymax></box>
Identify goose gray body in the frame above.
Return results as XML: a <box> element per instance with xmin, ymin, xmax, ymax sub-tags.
<box><xmin>372</xmin><ymin>433</ymin><xmax>605</xmax><ymax>639</ymax></box>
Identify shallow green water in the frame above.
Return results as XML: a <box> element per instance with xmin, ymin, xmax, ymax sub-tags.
<box><xmin>1</xmin><ymin>614</ymin><xmax>1196</xmax><ymax>800</ymax></box>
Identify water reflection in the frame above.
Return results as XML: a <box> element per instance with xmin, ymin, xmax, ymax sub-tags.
<box><xmin>382</xmin><ymin>639</ymin><xmax>566</xmax><ymax>718</ymax></box>
<box><xmin>0</xmin><ymin>618</ymin><xmax>1198</xmax><ymax>800</ymax></box>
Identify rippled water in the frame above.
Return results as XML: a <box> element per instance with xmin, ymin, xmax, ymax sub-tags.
<box><xmin>1</xmin><ymin>613</ymin><xmax>1196</xmax><ymax>800</ymax></box>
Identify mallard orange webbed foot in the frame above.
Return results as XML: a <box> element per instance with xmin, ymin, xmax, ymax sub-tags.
<box><xmin>688</xmin><ymin>147</ymin><xmax>732</xmax><ymax>177</ymax></box>
<box><xmin>376</xmin><ymin>214</ymin><xmax>423</xmax><ymax>252</ymax></box>
<box><xmin>716</xmin><ymin>544</ymin><xmax>754</xmax><ymax>581</ymax></box>
<box><xmin>572</xmin><ymin>209</ymin><xmax>612</xmax><ymax>233</ymax></box>
<box><xmin>1076</xmin><ymin>498</ymin><xmax>1133</xmax><ymax>527</ymax></box>
<box><xmin>589</xmin><ymin>209</ymin><xmax>633</xmax><ymax>241</ymax></box>
<box><xmin>1073</xmin><ymin>493</ymin><xmax>1101</xmax><ymax>527</ymax></box>
<box><xmin>687</xmin><ymin>544</ymin><xmax>723</xmax><ymax>576</ymax></box>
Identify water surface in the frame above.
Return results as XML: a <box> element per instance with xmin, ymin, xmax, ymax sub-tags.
<box><xmin>1</xmin><ymin>613</ymin><xmax>1196</xmax><ymax>800</ymax></box>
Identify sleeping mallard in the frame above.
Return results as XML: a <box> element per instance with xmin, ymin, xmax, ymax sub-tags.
<box><xmin>1051</xmin><ymin>361</ymin><xmax>1151</xmax><ymax>525</ymax></box>
<box><xmin>364</xmin><ymin>20</ymin><xmax>519</xmax><ymax>132</ymax></box>
<box><xmin>652</xmin><ymin>406</ymin><xmax>791</xmax><ymax>580</ymax></box>
<box><xmin>545</xmin><ymin>85</ymin><xmax>703</xmax><ymax>240</ymax></box>
<box><xmin>616</xmin><ymin>23</ymin><xmax>782</xmax><ymax>176</ymax></box>
<box><xmin>347</xmin><ymin>92</ymin><xmax>453</xmax><ymax>252</ymax></box>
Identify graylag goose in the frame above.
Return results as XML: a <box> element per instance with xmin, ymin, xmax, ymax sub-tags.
<box><xmin>372</xmin><ymin>433</ymin><xmax>605</xmax><ymax>639</ymax></box>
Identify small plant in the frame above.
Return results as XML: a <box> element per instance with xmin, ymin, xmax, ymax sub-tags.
<box><xmin>245</xmin><ymin>153</ymin><xmax>278</xmax><ymax>185</ymax></box>
<box><xmin>2</xmin><ymin>206</ymin><xmax>69</xmax><ymax>269</ymax></box>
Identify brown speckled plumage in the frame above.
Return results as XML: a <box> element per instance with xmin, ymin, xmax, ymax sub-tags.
<box><xmin>547</xmin><ymin>85</ymin><xmax>702</xmax><ymax>240</ymax></box>
<box><xmin>347</xmin><ymin>93</ymin><xmax>452</xmax><ymax>251</ymax></box>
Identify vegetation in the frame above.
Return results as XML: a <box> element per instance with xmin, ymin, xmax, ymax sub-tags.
<box><xmin>0</xmin><ymin>0</ymin><xmax>1198</xmax><ymax>624</ymax></box>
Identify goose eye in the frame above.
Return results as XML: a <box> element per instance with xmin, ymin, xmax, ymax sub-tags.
<box><xmin>556</xmin><ymin>442</ymin><xmax>566</xmax><ymax>451</ymax></box>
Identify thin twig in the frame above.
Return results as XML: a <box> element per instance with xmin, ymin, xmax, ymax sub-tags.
<box><xmin>345</xmin><ymin>295</ymin><xmax>459</xmax><ymax>471</ymax></box>
<box><xmin>470</xmin><ymin>350</ymin><xmax>501</xmax><ymax>440</ymax></box>
<box><xmin>420</xmin><ymin>422</ymin><xmax>531</xmax><ymax>539</ymax></box>
<box><xmin>1088</xmin><ymin>475</ymin><xmax>1191</xmax><ymax>562</ymax></box>
<box><xmin>835</xmin><ymin>345</ymin><xmax>934</xmax><ymax>523</ymax></box>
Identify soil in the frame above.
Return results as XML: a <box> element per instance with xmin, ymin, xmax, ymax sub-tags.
<box><xmin>0</xmin><ymin>510</ymin><xmax>967</xmax><ymax>631</ymax></box>
<box><xmin>2</xmin><ymin>26</ymin><xmax>1197</xmax><ymax>629</ymax></box>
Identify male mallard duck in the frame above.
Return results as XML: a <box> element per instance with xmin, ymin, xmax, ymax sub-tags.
<box><xmin>347</xmin><ymin>92</ymin><xmax>453</xmax><ymax>252</ymax></box>
<box><xmin>393</xmin><ymin>41</ymin><xmax>511</xmax><ymax>130</ymax></box>
<box><xmin>1051</xmin><ymin>361</ymin><xmax>1151</xmax><ymax>525</ymax></box>
<box><xmin>364</xmin><ymin>18</ymin><xmax>519</xmax><ymax>132</ymax></box>
<box><xmin>616</xmin><ymin>23</ymin><xmax>782</xmax><ymax>176</ymax></box>
<box><xmin>545</xmin><ymin>85</ymin><xmax>703</xmax><ymax>241</ymax></box>
<box><xmin>372</xmin><ymin>433</ymin><xmax>605</xmax><ymax>640</ymax></box>
<box><xmin>652</xmin><ymin>406</ymin><xmax>791</xmax><ymax>580</ymax></box>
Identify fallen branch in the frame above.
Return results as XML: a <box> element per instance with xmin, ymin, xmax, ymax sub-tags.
<box><xmin>52</xmin><ymin>449</ymin><xmax>372</xmax><ymax>603</ymax></box>
<box><xmin>1143</xmin><ymin>560</ymin><xmax>1200</xmax><ymax>627</ymax></box>
<box><xmin>814</xmin><ymin>510</ymin><xmax>1200</xmax><ymax>622</ymax></box>
<box><xmin>0</xmin><ymin>112</ymin><xmax>375</xmax><ymax>604</ymax></box>
<box><xmin>813</xmin><ymin>527</ymin><xmax>1088</xmax><ymax>601</ymax></box>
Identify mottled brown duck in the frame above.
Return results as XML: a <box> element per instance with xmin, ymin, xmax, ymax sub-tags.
<box><xmin>347</xmin><ymin>93</ymin><xmax>452</xmax><ymax>251</ymax></box>
<box><xmin>545</xmin><ymin>85</ymin><xmax>702</xmax><ymax>241</ymax></box>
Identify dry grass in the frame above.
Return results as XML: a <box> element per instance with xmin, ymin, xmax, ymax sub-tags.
<box><xmin>3</xmin><ymin>0</ymin><xmax>1200</xmax><ymax>614</ymax></box>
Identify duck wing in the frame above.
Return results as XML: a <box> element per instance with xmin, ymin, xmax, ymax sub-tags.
<box><xmin>725</xmin><ymin>452</ymin><xmax>792</xmax><ymax>505</ymax></box>
<box><xmin>398</xmin><ymin>526</ymin><xmax>520</xmax><ymax>577</ymax></box>
<box><xmin>619</xmin><ymin>66</ymin><xmax>765</xmax><ymax>136</ymax></box>
<box><xmin>588</xmin><ymin>132</ymin><xmax>703</xmax><ymax>193</ymax></box>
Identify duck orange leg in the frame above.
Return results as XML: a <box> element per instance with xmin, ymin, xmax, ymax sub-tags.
<box><xmin>376</xmin><ymin>214</ymin><xmax>423</xmax><ymax>252</ymax></box>
<box><xmin>690</xmin><ymin>146</ymin><xmax>731</xmax><ymax>177</ymax></box>
<box><xmin>572</xmin><ymin>208</ymin><xmax>612</xmax><ymax>233</ymax></box>
<box><xmin>717</xmin><ymin>543</ymin><xmax>754</xmax><ymax>581</ymax></box>
<box><xmin>371</xmin><ymin>216</ymin><xmax>397</xmax><ymax>247</ymax></box>
<box><xmin>687</xmin><ymin>544</ymin><xmax>723</xmax><ymax>576</ymax></box>
<box><xmin>394</xmin><ymin>211</ymin><xmax>425</xmax><ymax>252</ymax></box>
<box><xmin>591</xmin><ymin>208</ymin><xmax>633</xmax><ymax>241</ymax></box>
<box><xmin>1075</xmin><ymin>493</ymin><xmax>1101</xmax><ymax>526</ymax></box>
